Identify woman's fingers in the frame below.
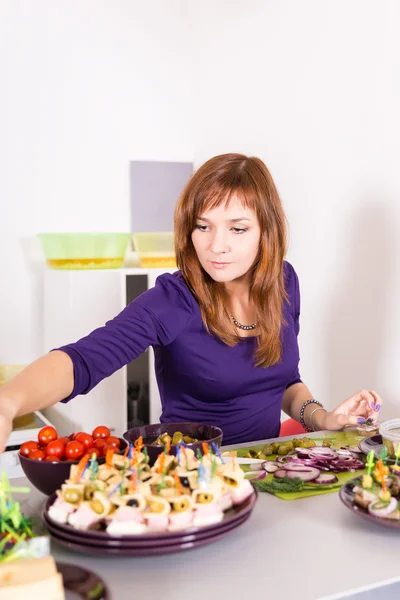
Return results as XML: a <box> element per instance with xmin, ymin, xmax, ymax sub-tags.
<box><xmin>346</xmin><ymin>390</ymin><xmax>382</xmax><ymax>413</ymax></box>
<box><xmin>369</xmin><ymin>390</ymin><xmax>383</xmax><ymax>412</ymax></box>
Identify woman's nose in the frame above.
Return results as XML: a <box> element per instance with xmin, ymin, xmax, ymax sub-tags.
<box><xmin>209</xmin><ymin>229</ymin><xmax>230</xmax><ymax>254</ymax></box>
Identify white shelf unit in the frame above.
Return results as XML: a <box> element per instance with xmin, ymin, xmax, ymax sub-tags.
<box><xmin>42</xmin><ymin>267</ymin><xmax>175</xmax><ymax>437</ymax></box>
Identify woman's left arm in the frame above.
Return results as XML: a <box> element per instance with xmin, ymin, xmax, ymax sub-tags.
<box><xmin>282</xmin><ymin>382</ymin><xmax>383</xmax><ymax>431</ymax></box>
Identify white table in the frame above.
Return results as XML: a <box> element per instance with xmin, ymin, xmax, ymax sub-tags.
<box><xmin>14</xmin><ymin>432</ymin><xmax>400</xmax><ymax>600</ymax></box>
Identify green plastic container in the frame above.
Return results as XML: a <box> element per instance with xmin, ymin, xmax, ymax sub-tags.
<box><xmin>38</xmin><ymin>233</ymin><xmax>131</xmax><ymax>270</ymax></box>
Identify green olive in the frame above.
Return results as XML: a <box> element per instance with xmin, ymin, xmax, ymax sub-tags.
<box><xmin>64</xmin><ymin>489</ymin><xmax>82</xmax><ymax>504</ymax></box>
<box><xmin>195</xmin><ymin>491</ymin><xmax>215</xmax><ymax>503</ymax></box>
<box><xmin>183</xmin><ymin>435</ymin><xmax>198</xmax><ymax>444</ymax></box>
<box><xmin>322</xmin><ymin>439</ymin><xmax>332</xmax><ymax>447</ymax></box>
<box><xmin>149</xmin><ymin>500</ymin><xmax>166</xmax><ymax>513</ymax></box>
<box><xmin>172</xmin><ymin>431</ymin><xmax>183</xmax><ymax>445</ymax></box>
<box><xmin>277</xmin><ymin>445</ymin><xmax>289</xmax><ymax>455</ymax></box>
<box><xmin>90</xmin><ymin>499</ymin><xmax>106</xmax><ymax>514</ymax></box>
<box><xmin>262</xmin><ymin>444</ymin><xmax>274</xmax><ymax>456</ymax></box>
<box><xmin>84</xmin><ymin>484</ymin><xmax>97</xmax><ymax>501</ymax></box>
<box><xmin>171</xmin><ymin>497</ymin><xmax>191</xmax><ymax>512</ymax></box>
<box><xmin>223</xmin><ymin>476</ymin><xmax>239</xmax><ymax>487</ymax></box>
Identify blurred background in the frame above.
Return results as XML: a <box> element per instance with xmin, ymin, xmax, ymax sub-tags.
<box><xmin>1</xmin><ymin>0</ymin><xmax>399</xmax><ymax>420</ymax></box>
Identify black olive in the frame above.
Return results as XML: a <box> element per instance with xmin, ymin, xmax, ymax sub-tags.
<box><xmin>179</xmin><ymin>476</ymin><xmax>190</xmax><ymax>488</ymax></box>
<box><xmin>127</xmin><ymin>498</ymin><xmax>139</xmax><ymax>507</ymax></box>
<box><xmin>88</xmin><ymin>519</ymin><xmax>107</xmax><ymax>532</ymax></box>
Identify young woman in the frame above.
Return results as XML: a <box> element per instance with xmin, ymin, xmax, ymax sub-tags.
<box><xmin>0</xmin><ymin>154</ymin><xmax>382</xmax><ymax>451</ymax></box>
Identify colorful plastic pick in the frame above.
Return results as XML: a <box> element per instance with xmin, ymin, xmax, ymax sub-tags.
<box><xmin>366</xmin><ymin>450</ymin><xmax>375</xmax><ymax>476</ymax></box>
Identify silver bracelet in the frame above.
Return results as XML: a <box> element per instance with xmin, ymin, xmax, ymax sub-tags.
<box><xmin>310</xmin><ymin>407</ymin><xmax>326</xmax><ymax>432</ymax></box>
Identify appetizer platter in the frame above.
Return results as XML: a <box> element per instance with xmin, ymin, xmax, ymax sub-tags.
<box><xmin>340</xmin><ymin>442</ymin><xmax>400</xmax><ymax>527</ymax></box>
<box><xmin>42</xmin><ymin>439</ymin><xmax>257</xmax><ymax>555</ymax></box>
<box><xmin>0</xmin><ymin>472</ymin><xmax>47</xmax><ymax>563</ymax></box>
<box><xmin>229</xmin><ymin>432</ymin><xmax>367</xmax><ymax>499</ymax></box>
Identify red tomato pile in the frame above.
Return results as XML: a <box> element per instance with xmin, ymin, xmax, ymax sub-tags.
<box><xmin>19</xmin><ymin>425</ymin><xmax>121</xmax><ymax>462</ymax></box>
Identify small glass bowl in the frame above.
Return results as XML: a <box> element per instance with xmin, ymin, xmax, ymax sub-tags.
<box><xmin>379</xmin><ymin>419</ymin><xmax>400</xmax><ymax>458</ymax></box>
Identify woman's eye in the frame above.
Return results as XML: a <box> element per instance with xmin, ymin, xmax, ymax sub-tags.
<box><xmin>195</xmin><ymin>224</ymin><xmax>209</xmax><ymax>232</ymax></box>
<box><xmin>232</xmin><ymin>227</ymin><xmax>247</xmax><ymax>234</ymax></box>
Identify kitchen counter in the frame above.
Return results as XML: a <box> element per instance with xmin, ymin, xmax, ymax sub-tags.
<box><xmin>14</xmin><ymin>432</ymin><xmax>400</xmax><ymax>600</ymax></box>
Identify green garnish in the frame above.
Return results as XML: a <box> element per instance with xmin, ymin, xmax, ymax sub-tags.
<box><xmin>252</xmin><ymin>476</ymin><xmax>342</xmax><ymax>495</ymax></box>
<box><xmin>87</xmin><ymin>582</ymin><xmax>105</xmax><ymax>599</ymax></box>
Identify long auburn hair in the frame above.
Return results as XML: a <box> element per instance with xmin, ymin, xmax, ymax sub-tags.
<box><xmin>174</xmin><ymin>153</ymin><xmax>288</xmax><ymax>368</ymax></box>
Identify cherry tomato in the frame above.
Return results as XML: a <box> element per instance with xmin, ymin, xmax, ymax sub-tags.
<box><xmin>72</xmin><ymin>431</ymin><xmax>85</xmax><ymax>441</ymax></box>
<box><xmin>58</xmin><ymin>437</ymin><xmax>70</xmax><ymax>446</ymax></box>
<box><xmin>29</xmin><ymin>449</ymin><xmax>46</xmax><ymax>461</ymax></box>
<box><xmin>75</xmin><ymin>432</ymin><xmax>94</xmax><ymax>450</ymax></box>
<box><xmin>45</xmin><ymin>439</ymin><xmax>65</xmax><ymax>459</ymax></box>
<box><xmin>64</xmin><ymin>441</ymin><xmax>85</xmax><ymax>461</ymax></box>
<box><xmin>105</xmin><ymin>436</ymin><xmax>120</xmax><ymax>449</ymax></box>
<box><xmin>88</xmin><ymin>447</ymin><xmax>101</xmax><ymax>459</ymax></box>
<box><xmin>102</xmin><ymin>444</ymin><xmax>117</xmax><ymax>456</ymax></box>
<box><xmin>93</xmin><ymin>439</ymin><xmax>108</xmax><ymax>457</ymax></box>
<box><xmin>45</xmin><ymin>455</ymin><xmax>60</xmax><ymax>462</ymax></box>
<box><xmin>92</xmin><ymin>425</ymin><xmax>111</xmax><ymax>440</ymax></box>
<box><xmin>93</xmin><ymin>438</ymin><xmax>107</xmax><ymax>451</ymax></box>
<box><xmin>37</xmin><ymin>426</ymin><xmax>57</xmax><ymax>446</ymax></box>
<box><xmin>19</xmin><ymin>441</ymin><xmax>39</xmax><ymax>457</ymax></box>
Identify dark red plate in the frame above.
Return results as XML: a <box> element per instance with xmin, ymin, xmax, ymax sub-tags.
<box><xmin>49</xmin><ymin>512</ymin><xmax>251</xmax><ymax>556</ymax></box>
<box><xmin>339</xmin><ymin>476</ymin><xmax>400</xmax><ymax>529</ymax></box>
<box><xmin>43</xmin><ymin>488</ymin><xmax>257</xmax><ymax>541</ymax></box>
<box><xmin>358</xmin><ymin>435</ymin><xmax>395</xmax><ymax>464</ymax></box>
<box><xmin>45</xmin><ymin>508</ymin><xmax>250</xmax><ymax>549</ymax></box>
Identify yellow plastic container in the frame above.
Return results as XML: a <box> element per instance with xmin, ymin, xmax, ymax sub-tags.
<box><xmin>132</xmin><ymin>232</ymin><xmax>176</xmax><ymax>268</ymax></box>
<box><xmin>0</xmin><ymin>365</ymin><xmax>34</xmax><ymax>428</ymax></box>
<box><xmin>38</xmin><ymin>233</ymin><xmax>131</xmax><ymax>270</ymax></box>
<box><xmin>0</xmin><ymin>364</ymin><xmax>25</xmax><ymax>382</ymax></box>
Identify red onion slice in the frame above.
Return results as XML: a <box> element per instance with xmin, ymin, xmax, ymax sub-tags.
<box><xmin>276</xmin><ymin>455</ymin><xmax>301</xmax><ymax>464</ymax></box>
<box><xmin>346</xmin><ymin>446</ymin><xmax>363</xmax><ymax>454</ymax></box>
<box><xmin>248</xmin><ymin>471</ymin><xmax>267</xmax><ymax>481</ymax></box>
<box><xmin>368</xmin><ymin>497</ymin><xmax>398</xmax><ymax>518</ymax></box>
<box><xmin>309</xmin><ymin>448</ymin><xmax>338</xmax><ymax>460</ymax></box>
<box><xmin>282</xmin><ymin>463</ymin><xmax>315</xmax><ymax>472</ymax></box>
<box><xmin>311</xmin><ymin>473</ymin><xmax>339</xmax><ymax>484</ymax></box>
<box><xmin>336</xmin><ymin>449</ymin><xmax>353</xmax><ymax>458</ymax></box>
<box><xmin>249</xmin><ymin>462</ymin><xmax>264</xmax><ymax>471</ymax></box>
<box><xmin>273</xmin><ymin>469</ymin><xmax>291</xmax><ymax>479</ymax></box>
<box><xmin>283</xmin><ymin>467</ymin><xmax>321</xmax><ymax>481</ymax></box>
<box><xmin>262</xmin><ymin>461</ymin><xmax>280</xmax><ymax>473</ymax></box>
<box><xmin>295</xmin><ymin>447</ymin><xmax>312</xmax><ymax>457</ymax></box>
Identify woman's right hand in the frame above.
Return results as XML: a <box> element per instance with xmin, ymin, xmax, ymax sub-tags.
<box><xmin>0</xmin><ymin>400</ymin><xmax>15</xmax><ymax>454</ymax></box>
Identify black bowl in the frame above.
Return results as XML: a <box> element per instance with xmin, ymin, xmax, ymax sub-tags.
<box><xmin>19</xmin><ymin>438</ymin><xmax>128</xmax><ymax>496</ymax></box>
<box><xmin>123</xmin><ymin>422</ymin><xmax>223</xmax><ymax>466</ymax></box>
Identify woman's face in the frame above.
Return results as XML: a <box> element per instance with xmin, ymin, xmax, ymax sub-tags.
<box><xmin>191</xmin><ymin>197</ymin><xmax>261</xmax><ymax>284</ymax></box>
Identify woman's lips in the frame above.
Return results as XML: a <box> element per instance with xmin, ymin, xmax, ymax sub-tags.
<box><xmin>210</xmin><ymin>261</ymin><xmax>231</xmax><ymax>269</ymax></box>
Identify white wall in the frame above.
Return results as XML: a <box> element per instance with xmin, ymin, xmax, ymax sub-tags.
<box><xmin>0</xmin><ymin>0</ymin><xmax>193</xmax><ymax>362</ymax></box>
<box><xmin>2</xmin><ymin>0</ymin><xmax>400</xmax><ymax>420</ymax></box>
<box><xmin>190</xmin><ymin>0</ymin><xmax>400</xmax><ymax>418</ymax></box>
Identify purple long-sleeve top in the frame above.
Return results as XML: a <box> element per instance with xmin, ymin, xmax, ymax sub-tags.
<box><xmin>57</xmin><ymin>261</ymin><xmax>302</xmax><ymax>445</ymax></box>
